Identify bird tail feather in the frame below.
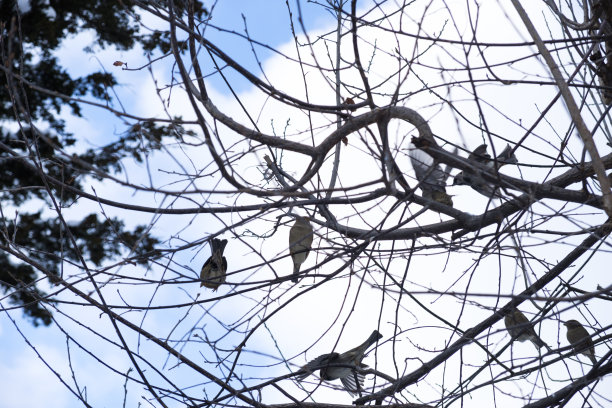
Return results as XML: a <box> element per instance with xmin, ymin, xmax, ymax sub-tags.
<box><xmin>211</xmin><ymin>238</ymin><xmax>228</xmax><ymax>254</ymax></box>
<box><xmin>291</xmin><ymin>263</ymin><xmax>300</xmax><ymax>283</ymax></box>
<box><xmin>530</xmin><ymin>335</ymin><xmax>548</xmax><ymax>350</ymax></box>
<box><xmin>496</xmin><ymin>144</ymin><xmax>518</xmax><ymax>166</ymax></box>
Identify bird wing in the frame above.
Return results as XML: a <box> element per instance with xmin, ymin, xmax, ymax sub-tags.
<box><xmin>408</xmin><ymin>144</ymin><xmax>448</xmax><ymax>193</ymax></box>
<box><xmin>506</xmin><ymin>310</ymin><xmax>533</xmax><ymax>337</ymax></box>
<box><xmin>469</xmin><ymin>144</ymin><xmax>517</xmax><ymax>170</ymax></box>
<box><xmin>200</xmin><ymin>253</ymin><xmax>227</xmax><ymax>290</ymax></box>
<box><xmin>289</xmin><ymin>222</ymin><xmax>314</xmax><ymax>255</ymax></box>
<box><xmin>529</xmin><ymin>335</ymin><xmax>548</xmax><ymax>349</ymax></box>
<box><xmin>201</xmin><ymin>256</ymin><xmax>213</xmax><ymax>273</ymax></box>
<box><xmin>495</xmin><ymin>144</ymin><xmax>518</xmax><ymax>165</ymax></box>
<box><xmin>296</xmin><ymin>353</ymin><xmax>338</xmax><ymax>381</ymax></box>
<box><xmin>339</xmin><ymin>364</ymin><xmax>367</xmax><ymax>395</ymax></box>
<box><xmin>468</xmin><ymin>144</ymin><xmax>491</xmax><ymax>164</ymax></box>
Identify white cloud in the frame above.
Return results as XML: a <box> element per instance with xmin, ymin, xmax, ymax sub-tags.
<box><xmin>17</xmin><ymin>0</ymin><xmax>31</xmax><ymax>14</ymax></box>
<box><xmin>6</xmin><ymin>1</ymin><xmax>611</xmax><ymax>406</ymax></box>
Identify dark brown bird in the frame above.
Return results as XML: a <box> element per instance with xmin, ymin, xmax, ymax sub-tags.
<box><xmin>199</xmin><ymin>238</ymin><xmax>228</xmax><ymax>290</ymax></box>
<box><xmin>504</xmin><ymin>308</ymin><xmax>548</xmax><ymax>350</ymax></box>
<box><xmin>453</xmin><ymin>144</ymin><xmax>517</xmax><ymax>197</ymax></box>
<box><xmin>564</xmin><ymin>320</ymin><xmax>597</xmax><ymax>365</ymax></box>
<box><xmin>297</xmin><ymin>330</ymin><xmax>382</xmax><ymax>395</ymax></box>
<box><xmin>289</xmin><ymin>216</ymin><xmax>313</xmax><ymax>282</ymax></box>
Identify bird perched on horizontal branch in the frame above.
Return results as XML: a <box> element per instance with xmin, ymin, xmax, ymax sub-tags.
<box><xmin>199</xmin><ymin>238</ymin><xmax>228</xmax><ymax>291</ymax></box>
<box><xmin>408</xmin><ymin>136</ymin><xmax>453</xmax><ymax>206</ymax></box>
<box><xmin>564</xmin><ymin>319</ymin><xmax>597</xmax><ymax>365</ymax></box>
<box><xmin>504</xmin><ymin>308</ymin><xmax>549</xmax><ymax>350</ymax></box>
<box><xmin>296</xmin><ymin>330</ymin><xmax>382</xmax><ymax>395</ymax></box>
<box><xmin>289</xmin><ymin>216</ymin><xmax>314</xmax><ymax>283</ymax></box>
<box><xmin>453</xmin><ymin>144</ymin><xmax>518</xmax><ymax>197</ymax></box>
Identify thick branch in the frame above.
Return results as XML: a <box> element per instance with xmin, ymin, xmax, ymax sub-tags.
<box><xmin>522</xmin><ymin>355</ymin><xmax>612</xmax><ymax>408</ymax></box>
<box><xmin>355</xmin><ymin>219</ymin><xmax>612</xmax><ymax>404</ymax></box>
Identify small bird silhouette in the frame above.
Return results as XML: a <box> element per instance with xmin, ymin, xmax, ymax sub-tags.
<box><xmin>289</xmin><ymin>216</ymin><xmax>313</xmax><ymax>282</ymax></box>
<box><xmin>408</xmin><ymin>138</ymin><xmax>453</xmax><ymax>206</ymax></box>
<box><xmin>297</xmin><ymin>330</ymin><xmax>382</xmax><ymax>395</ymax></box>
<box><xmin>564</xmin><ymin>320</ymin><xmax>597</xmax><ymax>365</ymax></box>
<box><xmin>504</xmin><ymin>308</ymin><xmax>548</xmax><ymax>350</ymax></box>
<box><xmin>453</xmin><ymin>144</ymin><xmax>517</xmax><ymax>197</ymax></box>
<box><xmin>199</xmin><ymin>238</ymin><xmax>228</xmax><ymax>290</ymax></box>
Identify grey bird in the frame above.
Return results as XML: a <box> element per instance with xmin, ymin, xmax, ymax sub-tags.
<box><xmin>297</xmin><ymin>330</ymin><xmax>382</xmax><ymax>395</ymax></box>
<box><xmin>200</xmin><ymin>238</ymin><xmax>228</xmax><ymax>291</ymax></box>
<box><xmin>504</xmin><ymin>308</ymin><xmax>548</xmax><ymax>350</ymax></box>
<box><xmin>564</xmin><ymin>320</ymin><xmax>597</xmax><ymax>365</ymax></box>
<box><xmin>453</xmin><ymin>144</ymin><xmax>518</xmax><ymax>197</ymax></box>
<box><xmin>289</xmin><ymin>216</ymin><xmax>313</xmax><ymax>282</ymax></box>
<box><xmin>408</xmin><ymin>138</ymin><xmax>453</xmax><ymax>206</ymax></box>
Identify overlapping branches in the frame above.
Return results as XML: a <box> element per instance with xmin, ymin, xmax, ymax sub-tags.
<box><xmin>1</xmin><ymin>1</ymin><xmax>611</xmax><ymax>408</ymax></box>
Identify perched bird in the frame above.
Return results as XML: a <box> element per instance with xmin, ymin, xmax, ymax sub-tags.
<box><xmin>297</xmin><ymin>330</ymin><xmax>382</xmax><ymax>395</ymax></box>
<box><xmin>199</xmin><ymin>238</ymin><xmax>228</xmax><ymax>290</ymax></box>
<box><xmin>596</xmin><ymin>60</ymin><xmax>612</xmax><ymax>105</ymax></box>
<box><xmin>408</xmin><ymin>137</ymin><xmax>453</xmax><ymax>206</ymax></box>
<box><xmin>564</xmin><ymin>320</ymin><xmax>597</xmax><ymax>365</ymax></box>
<box><xmin>504</xmin><ymin>308</ymin><xmax>548</xmax><ymax>350</ymax></box>
<box><xmin>453</xmin><ymin>144</ymin><xmax>518</xmax><ymax>197</ymax></box>
<box><xmin>289</xmin><ymin>216</ymin><xmax>314</xmax><ymax>283</ymax></box>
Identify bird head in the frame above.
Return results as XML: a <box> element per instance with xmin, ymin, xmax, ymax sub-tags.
<box><xmin>453</xmin><ymin>171</ymin><xmax>467</xmax><ymax>186</ymax></box>
<box><xmin>563</xmin><ymin>320</ymin><xmax>582</xmax><ymax>329</ymax></box>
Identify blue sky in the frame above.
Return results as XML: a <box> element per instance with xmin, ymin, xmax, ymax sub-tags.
<box><xmin>199</xmin><ymin>0</ymin><xmax>334</xmax><ymax>93</ymax></box>
<box><xmin>0</xmin><ymin>2</ymin><xmax>334</xmax><ymax>408</ymax></box>
<box><xmin>2</xmin><ymin>1</ymin><xmax>611</xmax><ymax>407</ymax></box>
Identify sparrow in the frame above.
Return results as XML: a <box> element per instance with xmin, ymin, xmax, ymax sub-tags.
<box><xmin>453</xmin><ymin>144</ymin><xmax>518</xmax><ymax>197</ymax></box>
<box><xmin>289</xmin><ymin>216</ymin><xmax>313</xmax><ymax>283</ymax></box>
<box><xmin>598</xmin><ymin>70</ymin><xmax>612</xmax><ymax>106</ymax></box>
<box><xmin>199</xmin><ymin>238</ymin><xmax>228</xmax><ymax>290</ymax></box>
<box><xmin>408</xmin><ymin>138</ymin><xmax>453</xmax><ymax>206</ymax></box>
<box><xmin>504</xmin><ymin>308</ymin><xmax>548</xmax><ymax>350</ymax></box>
<box><xmin>564</xmin><ymin>320</ymin><xmax>597</xmax><ymax>365</ymax></box>
<box><xmin>297</xmin><ymin>330</ymin><xmax>382</xmax><ymax>395</ymax></box>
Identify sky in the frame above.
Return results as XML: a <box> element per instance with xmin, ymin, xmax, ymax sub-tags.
<box><xmin>1</xmin><ymin>1</ymin><xmax>611</xmax><ymax>408</ymax></box>
<box><xmin>0</xmin><ymin>2</ymin><xmax>335</xmax><ymax>407</ymax></box>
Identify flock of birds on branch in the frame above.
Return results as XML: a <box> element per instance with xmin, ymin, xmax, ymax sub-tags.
<box><xmin>195</xmin><ymin>140</ymin><xmax>602</xmax><ymax>395</ymax></box>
